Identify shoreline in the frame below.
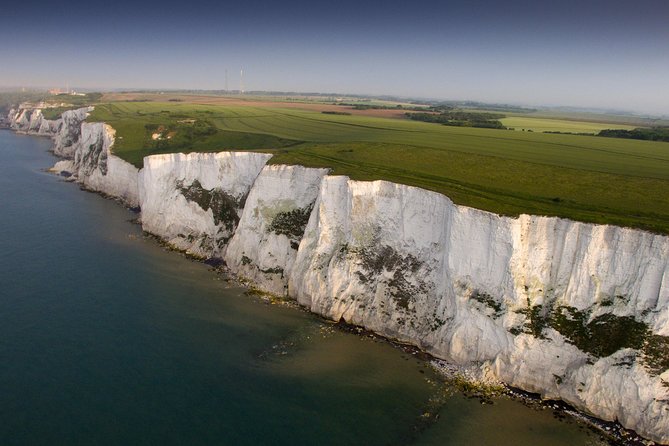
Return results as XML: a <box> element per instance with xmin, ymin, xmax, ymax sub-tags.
<box><xmin>142</xmin><ymin>227</ymin><xmax>649</xmax><ymax>445</ymax></box>
<box><xmin>5</xmin><ymin>109</ymin><xmax>669</xmax><ymax>445</ymax></box>
<box><xmin>122</xmin><ymin>214</ymin><xmax>642</xmax><ymax>444</ymax></box>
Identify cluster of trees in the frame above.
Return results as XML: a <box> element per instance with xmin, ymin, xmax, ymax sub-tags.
<box><xmin>410</xmin><ymin>100</ymin><xmax>536</xmax><ymax>113</ymax></box>
<box><xmin>598</xmin><ymin>127</ymin><xmax>669</xmax><ymax>142</ymax></box>
<box><xmin>543</xmin><ymin>131</ymin><xmax>592</xmax><ymax>136</ymax></box>
<box><xmin>406</xmin><ymin>111</ymin><xmax>507</xmax><ymax>129</ymax></box>
<box><xmin>321</xmin><ymin>110</ymin><xmax>351</xmax><ymax>115</ymax></box>
<box><xmin>335</xmin><ymin>103</ymin><xmax>426</xmax><ymax>111</ymax></box>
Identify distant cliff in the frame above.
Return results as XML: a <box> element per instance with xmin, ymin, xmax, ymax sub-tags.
<box><xmin>7</xmin><ymin>105</ymin><xmax>669</xmax><ymax>444</ymax></box>
<box><xmin>7</xmin><ymin>106</ymin><xmax>139</xmax><ymax>207</ymax></box>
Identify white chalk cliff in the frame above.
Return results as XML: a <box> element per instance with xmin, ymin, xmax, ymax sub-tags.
<box><xmin>290</xmin><ymin>178</ymin><xmax>669</xmax><ymax>442</ymax></box>
<box><xmin>8</xmin><ymin>105</ymin><xmax>139</xmax><ymax>207</ymax></box>
<box><xmin>139</xmin><ymin>151</ymin><xmax>271</xmax><ymax>258</ymax></box>
<box><xmin>7</xmin><ymin>105</ymin><xmax>669</xmax><ymax>444</ymax></box>
<box><xmin>225</xmin><ymin>164</ymin><xmax>330</xmax><ymax>294</ymax></box>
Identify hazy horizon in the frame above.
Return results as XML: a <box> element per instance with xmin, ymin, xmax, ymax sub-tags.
<box><xmin>2</xmin><ymin>0</ymin><xmax>668</xmax><ymax>115</ymax></box>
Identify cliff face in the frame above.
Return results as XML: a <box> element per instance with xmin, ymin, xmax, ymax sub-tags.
<box><xmin>139</xmin><ymin>152</ymin><xmax>271</xmax><ymax>258</ymax></box>
<box><xmin>53</xmin><ymin>108</ymin><xmax>91</xmax><ymax>158</ymax></box>
<box><xmin>7</xmin><ymin>106</ymin><xmax>669</xmax><ymax>443</ymax></box>
<box><xmin>8</xmin><ymin>105</ymin><xmax>139</xmax><ymax>207</ymax></box>
<box><xmin>8</xmin><ymin>107</ymin><xmax>62</xmax><ymax>136</ymax></box>
<box><xmin>72</xmin><ymin>122</ymin><xmax>140</xmax><ymax>206</ymax></box>
<box><xmin>225</xmin><ymin>165</ymin><xmax>329</xmax><ymax>294</ymax></box>
<box><xmin>288</xmin><ymin>178</ymin><xmax>669</xmax><ymax>441</ymax></box>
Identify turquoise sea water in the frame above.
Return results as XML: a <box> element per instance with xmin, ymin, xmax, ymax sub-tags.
<box><xmin>0</xmin><ymin>130</ymin><xmax>606</xmax><ymax>445</ymax></box>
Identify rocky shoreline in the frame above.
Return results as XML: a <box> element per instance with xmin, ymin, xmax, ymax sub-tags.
<box><xmin>122</xmin><ymin>215</ymin><xmax>655</xmax><ymax>445</ymax></box>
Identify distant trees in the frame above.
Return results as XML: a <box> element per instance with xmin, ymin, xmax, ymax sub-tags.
<box><xmin>335</xmin><ymin>103</ymin><xmax>426</xmax><ymax>111</ymax></box>
<box><xmin>321</xmin><ymin>111</ymin><xmax>351</xmax><ymax>115</ymax></box>
<box><xmin>406</xmin><ymin>111</ymin><xmax>507</xmax><ymax>129</ymax></box>
<box><xmin>597</xmin><ymin>127</ymin><xmax>669</xmax><ymax>142</ymax></box>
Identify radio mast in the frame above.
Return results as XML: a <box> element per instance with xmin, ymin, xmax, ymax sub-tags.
<box><xmin>240</xmin><ymin>68</ymin><xmax>244</xmax><ymax>95</ymax></box>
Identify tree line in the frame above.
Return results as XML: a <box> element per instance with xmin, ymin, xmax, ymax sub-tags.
<box><xmin>598</xmin><ymin>127</ymin><xmax>669</xmax><ymax>142</ymax></box>
<box><xmin>406</xmin><ymin>111</ymin><xmax>507</xmax><ymax>129</ymax></box>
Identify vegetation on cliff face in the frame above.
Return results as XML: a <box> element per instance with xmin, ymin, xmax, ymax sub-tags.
<box><xmin>469</xmin><ymin>291</ymin><xmax>504</xmax><ymax>319</ymax></box>
<box><xmin>550</xmin><ymin>307</ymin><xmax>648</xmax><ymax>357</ymax></box>
<box><xmin>80</xmin><ymin>139</ymin><xmax>108</xmax><ymax>176</ymax></box>
<box><xmin>177</xmin><ymin>179</ymin><xmax>242</xmax><ymax>232</ymax></box>
<box><xmin>344</xmin><ymin>243</ymin><xmax>431</xmax><ymax>313</ymax></box>
<box><xmin>514</xmin><ymin>299</ymin><xmax>548</xmax><ymax>339</ymax></box>
<box><xmin>642</xmin><ymin>335</ymin><xmax>669</xmax><ymax>375</ymax></box>
<box><xmin>267</xmin><ymin>205</ymin><xmax>313</xmax><ymax>247</ymax></box>
<box><xmin>503</xmin><ymin>299</ymin><xmax>669</xmax><ymax>375</ymax></box>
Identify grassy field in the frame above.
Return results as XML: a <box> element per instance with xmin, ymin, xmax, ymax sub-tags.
<box><xmin>499</xmin><ymin>117</ymin><xmax>637</xmax><ymax>134</ymax></box>
<box><xmin>523</xmin><ymin>111</ymin><xmax>669</xmax><ymax>127</ymax></box>
<box><xmin>87</xmin><ymin>100</ymin><xmax>669</xmax><ymax>234</ymax></box>
<box><xmin>40</xmin><ymin>93</ymin><xmax>103</xmax><ymax>119</ymax></box>
<box><xmin>469</xmin><ymin>107</ymin><xmax>669</xmax><ymax>128</ymax></box>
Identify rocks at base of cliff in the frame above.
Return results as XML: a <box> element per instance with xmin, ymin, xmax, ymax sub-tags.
<box><xmin>49</xmin><ymin>160</ymin><xmax>76</xmax><ymax>178</ymax></box>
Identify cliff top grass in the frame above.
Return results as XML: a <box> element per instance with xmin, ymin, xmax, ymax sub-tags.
<box><xmin>40</xmin><ymin>93</ymin><xmax>103</xmax><ymax>119</ymax></box>
<box><xmin>86</xmin><ymin>98</ymin><xmax>669</xmax><ymax>234</ymax></box>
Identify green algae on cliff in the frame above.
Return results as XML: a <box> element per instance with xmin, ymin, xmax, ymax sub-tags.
<box><xmin>177</xmin><ymin>179</ymin><xmax>242</xmax><ymax>231</ymax></box>
<box><xmin>508</xmin><ymin>300</ymin><xmax>669</xmax><ymax>376</ymax></box>
<box><xmin>267</xmin><ymin>204</ymin><xmax>313</xmax><ymax>247</ymax></box>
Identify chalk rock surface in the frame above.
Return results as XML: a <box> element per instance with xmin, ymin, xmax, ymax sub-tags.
<box><xmin>225</xmin><ymin>164</ymin><xmax>329</xmax><ymax>294</ymax></box>
<box><xmin>139</xmin><ymin>152</ymin><xmax>271</xmax><ymax>258</ymax></box>
<box><xmin>289</xmin><ymin>177</ymin><xmax>669</xmax><ymax>443</ymax></box>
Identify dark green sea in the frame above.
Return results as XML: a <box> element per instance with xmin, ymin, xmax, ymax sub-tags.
<box><xmin>0</xmin><ymin>130</ymin><xmax>606</xmax><ymax>445</ymax></box>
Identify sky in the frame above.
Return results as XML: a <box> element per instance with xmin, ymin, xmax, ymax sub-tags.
<box><xmin>1</xmin><ymin>0</ymin><xmax>668</xmax><ymax>114</ymax></box>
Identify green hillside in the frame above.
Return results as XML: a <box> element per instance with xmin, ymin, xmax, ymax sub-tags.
<box><xmin>87</xmin><ymin>101</ymin><xmax>669</xmax><ymax>234</ymax></box>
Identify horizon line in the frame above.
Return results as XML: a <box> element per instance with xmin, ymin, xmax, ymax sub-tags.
<box><xmin>1</xmin><ymin>85</ymin><xmax>667</xmax><ymax>118</ymax></box>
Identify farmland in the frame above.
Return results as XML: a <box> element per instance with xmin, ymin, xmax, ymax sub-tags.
<box><xmin>87</xmin><ymin>98</ymin><xmax>669</xmax><ymax>234</ymax></box>
<box><xmin>499</xmin><ymin>117</ymin><xmax>637</xmax><ymax>134</ymax></box>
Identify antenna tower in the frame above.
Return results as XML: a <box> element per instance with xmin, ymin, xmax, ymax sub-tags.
<box><xmin>240</xmin><ymin>68</ymin><xmax>244</xmax><ymax>95</ymax></box>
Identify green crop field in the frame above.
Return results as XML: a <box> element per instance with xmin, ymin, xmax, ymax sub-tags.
<box><xmin>87</xmin><ymin>100</ymin><xmax>669</xmax><ymax>234</ymax></box>
<box><xmin>499</xmin><ymin>117</ymin><xmax>637</xmax><ymax>134</ymax></box>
